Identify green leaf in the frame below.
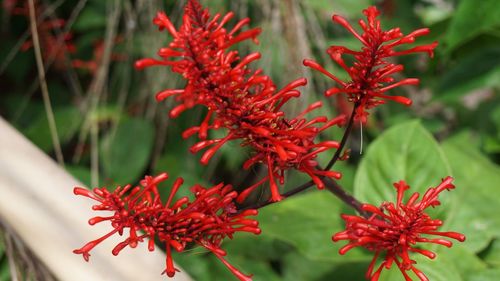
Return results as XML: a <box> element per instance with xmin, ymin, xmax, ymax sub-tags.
<box><xmin>24</xmin><ymin>107</ymin><xmax>82</xmax><ymax>152</ymax></box>
<box><xmin>173</xmin><ymin>250</ymin><xmax>281</xmax><ymax>281</ymax></box>
<box><xmin>482</xmin><ymin>239</ymin><xmax>500</xmax><ymax>267</ymax></box>
<box><xmin>446</xmin><ymin>0</ymin><xmax>500</xmax><ymax>51</ymax></box>
<box><xmin>436</xmin><ymin>47</ymin><xmax>500</xmax><ymax>102</ymax></box>
<box><xmin>354</xmin><ymin>120</ymin><xmax>451</xmax><ymax>207</ymax></box>
<box><xmin>492</xmin><ymin>107</ymin><xmax>500</xmax><ymax>130</ymax></box>
<box><xmin>257</xmin><ymin>191</ymin><xmax>370</xmax><ymax>262</ymax></box>
<box><xmin>283</xmin><ymin>251</ymin><xmax>372</xmax><ymax>281</ymax></box>
<box><xmin>442</xmin><ymin>132</ymin><xmax>500</xmax><ymax>253</ymax></box>
<box><xmin>484</xmin><ymin>136</ymin><xmax>500</xmax><ymax>154</ymax></box>
<box><xmin>224</xmin><ymin>233</ymin><xmax>292</xmax><ymax>261</ymax></box>
<box><xmin>171</xmin><ymin>251</ymin><xmax>211</xmax><ymax>281</ymax></box>
<box><xmin>282</xmin><ymin>252</ymin><xmax>338</xmax><ymax>281</ymax></box>
<box><xmin>73</xmin><ymin>6</ymin><xmax>106</xmax><ymax>31</ymax></box>
<box><xmin>227</xmin><ymin>256</ymin><xmax>281</xmax><ymax>281</ymax></box>
<box><xmin>381</xmin><ymin>254</ymin><xmax>462</xmax><ymax>281</ymax></box>
<box><xmin>377</xmin><ymin>243</ymin><xmax>482</xmax><ymax>281</ymax></box>
<box><xmin>100</xmin><ymin>118</ymin><xmax>154</xmax><ymax>184</ymax></box>
<box><xmin>314</xmin><ymin>260</ymin><xmax>369</xmax><ymax>281</ymax></box>
<box><xmin>66</xmin><ymin>165</ymin><xmax>93</xmax><ymax>187</ymax></box>
<box><xmin>154</xmin><ymin>148</ymin><xmax>210</xmax><ymax>203</ymax></box>
<box><xmin>468</xmin><ymin>268</ymin><xmax>500</xmax><ymax>281</ymax></box>
<box><xmin>437</xmin><ymin>244</ymin><xmax>487</xmax><ymax>278</ymax></box>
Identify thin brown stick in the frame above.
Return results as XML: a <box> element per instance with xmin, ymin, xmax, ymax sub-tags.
<box><xmin>88</xmin><ymin>0</ymin><xmax>121</xmax><ymax>186</ymax></box>
<box><xmin>28</xmin><ymin>0</ymin><xmax>65</xmax><ymax>166</ymax></box>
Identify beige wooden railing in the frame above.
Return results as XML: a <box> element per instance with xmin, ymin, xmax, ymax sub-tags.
<box><xmin>0</xmin><ymin>117</ymin><xmax>192</xmax><ymax>281</ymax></box>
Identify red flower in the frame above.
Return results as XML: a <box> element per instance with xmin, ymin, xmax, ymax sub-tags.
<box><xmin>304</xmin><ymin>6</ymin><xmax>438</xmax><ymax>123</ymax></box>
<box><xmin>332</xmin><ymin>177</ymin><xmax>465</xmax><ymax>281</ymax></box>
<box><xmin>74</xmin><ymin>173</ymin><xmax>260</xmax><ymax>281</ymax></box>
<box><xmin>136</xmin><ymin>0</ymin><xmax>346</xmax><ymax>202</ymax></box>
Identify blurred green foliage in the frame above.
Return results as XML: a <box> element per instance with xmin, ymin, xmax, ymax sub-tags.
<box><xmin>0</xmin><ymin>0</ymin><xmax>499</xmax><ymax>280</ymax></box>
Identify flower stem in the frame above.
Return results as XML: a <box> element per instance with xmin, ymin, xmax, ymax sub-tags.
<box><xmin>245</xmin><ymin>176</ymin><xmax>367</xmax><ymax>217</ymax></box>
<box><xmin>324</xmin><ymin>102</ymin><xmax>359</xmax><ymax>171</ymax></box>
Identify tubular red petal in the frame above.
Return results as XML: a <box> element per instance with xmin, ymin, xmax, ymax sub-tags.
<box><xmin>169</xmin><ymin>104</ymin><xmax>188</xmax><ymax>118</ymax></box>
<box><xmin>332</xmin><ymin>15</ymin><xmax>367</xmax><ymax>45</ymax></box>
<box><xmin>224</xmin><ymin>28</ymin><xmax>262</xmax><ymax>48</ymax></box>
<box><xmin>378</xmin><ymin>78</ymin><xmax>419</xmax><ymax>93</ymax></box>
<box><xmin>134</xmin><ymin>58</ymin><xmax>172</xmax><ymax>70</ymax></box>
<box><xmin>153</xmin><ymin>12</ymin><xmax>178</xmax><ymax>37</ymax></box>
<box><xmin>237</xmin><ymin>176</ymin><xmax>269</xmax><ymax>203</ymax></box>
<box><xmin>200</xmin><ymin>133</ymin><xmax>234</xmax><ymax>165</ymax></box>
<box><xmin>391</xmin><ymin>41</ymin><xmax>438</xmax><ymax>58</ymax></box>
<box><xmin>234</xmin><ymin>52</ymin><xmax>261</xmax><ymax>70</ymax></box>
<box><xmin>166</xmin><ymin>177</ymin><xmax>184</xmax><ymax>208</ymax></box>
<box><xmin>156</xmin><ymin>89</ymin><xmax>184</xmax><ymax>102</ymax></box>
<box><xmin>303</xmin><ymin>59</ymin><xmax>346</xmax><ymax>86</ymax></box>
<box><xmin>229</xmin><ymin>18</ymin><xmax>250</xmax><ymax>36</ymax></box>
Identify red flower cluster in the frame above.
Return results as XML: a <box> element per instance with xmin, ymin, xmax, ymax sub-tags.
<box><xmin>136</xmin><ymin>0</ymin><xmax>345</xmax><ymax>202</ymax></box>
<box><xmin>332</xmin><ymin>177</ymin><xmax>465</xmax><ymax>281</ymax></box>
<box><xmin>11</xmin><ymin>0</ymin><xmax>75</xmax><ymax>70</ymax></box>
<box><xmin>74</xmin><ymin>173</ymin><xmax>260</xmax><ymax>281</ymax></box>
<box><xmin>304</xmin><ymin>6</ymin><xmax>438</xmax><ymax>123</ymax></box>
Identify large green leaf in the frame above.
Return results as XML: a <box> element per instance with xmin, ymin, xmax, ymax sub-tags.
<box><xmin>483</xmin><ymin>239</ymin><xmax>500</xmax><ymax>267</ymax></box>
<box><xmin>257</xmin><ymin>191</ymin><xmax>370</xmax><ymax>262</ymax></box>
<box><xmin>436</xmin><ymin>47</ymin><xmax>500</xmax><ymax>102</ymax></box>
<box><xmin>446</xmin><ymin>0</ymin><xmax>500</xmax><ymax>51</ymax></box>
<box><xmin>441</xmin><ymin>132</ymin><xmax>500</xmax><ymax>253</ymax></box>
<box><xmin>223</xmin><ymin>233</ymin><xmax>292</xmax><ymax>261</ymax></box>
<box><xmin>282</xmin><ymin>252</ymin><xmax>339</xmax><ymax>281</ymax></box>
<box><xmin>381</xmin><ymin>254</ymin><xmax>462</xmax><ymax>281</ymax></box>
<box><xmin>173</xmin><ymin>249</ymin><xmax>281</xmax><ymax>281</ymax></box>
<box><xmin>353</xmin><ymin>120</ymin><xmax>451</xmax><ymax>207</ymax></box>
<box><xmin>437</xmin><ymin>244</ymin><xmax>487</xmax><ymax>279</ymax></box>
<box><xmin>469</xmin><ymin>268</ymin><xmax>500</xmax><ymax>281</ymax></box>
<box><xmin>100</xmin><ymin>118</ymin><xmax>154</xmax><ymax>184</ymax></box>
<box><xmin>223</xmin><ymin>256</ymin><xmax>281</xmax><ymax>281</ymax></box>
<box><xmin>379</xmin><ymin>243</ymin><xmax>483</xmax><ymax>281</ymax></box>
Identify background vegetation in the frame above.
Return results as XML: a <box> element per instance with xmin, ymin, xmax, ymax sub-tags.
<box><xmin>0</xmin><ymin>0</ymin><xmax>499</xmax><ymax>280</ymax></box>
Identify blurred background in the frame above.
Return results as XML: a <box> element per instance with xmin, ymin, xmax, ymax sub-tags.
<box><xmin>0</xmin><ymin>0</ymin><xmax>499</xmax><ymax>280</ymax></box>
